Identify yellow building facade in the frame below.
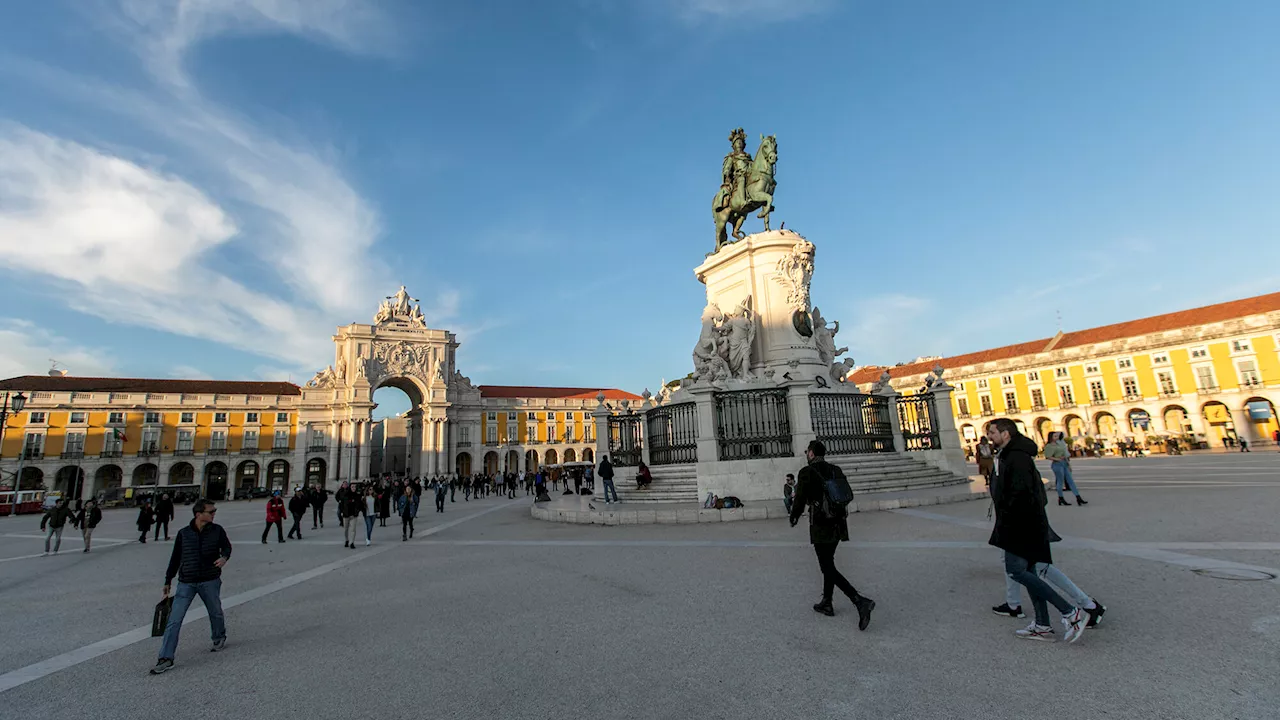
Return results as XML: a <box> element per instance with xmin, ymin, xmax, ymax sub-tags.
<box><xmin>849</xmin><ymin>292</ymin><xmax>1280</xmax><ymax>452</ymax></box>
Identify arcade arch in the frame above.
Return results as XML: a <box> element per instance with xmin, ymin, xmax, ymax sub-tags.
<box><xmin>1243</xmin><ymin>397</ymin><xmax>1278</xmax><ymax>443</ymax></box>
<box><xmin>169</xmin><ymin>462</ymin><xmax>195</xmax><ymax>486</ymax></box>
<box><xmin>94</xmin><ymin>465</ymin><xmax>123</xmax><ymax>495</ymax></box>
<box><xmin>54</xmin><ymin>466</ymin><xmax>84</xmax><ymax>498</ymax></box>
<box><xmin>483</xmin><ymin>451</ymin><xmax>499</xmax><ymax>475</ymax></box>
<box><xmin>205</xmin><ymin>461</ymin><xmax>229</xmax><ymax>500</ymax></box>
<box><xmin>456</xmin><ymin>452</ymin><xmax>472</xmax><ymax>476</ymax></box>
<box><xmin>236</xmin><ymin>460</ymin><xmax>260</xmax><ymax>490</ymax></box>
<box><xmin>133</xmin><ymin>463</ymin><xmax>158</xmax><ymax>486</ymax></box>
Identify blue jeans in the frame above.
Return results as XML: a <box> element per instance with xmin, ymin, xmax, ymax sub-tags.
<box><xmin>1005</xmin><ymin>553</ymin><xmax>1090</xmax><ymax>608</ymax></box>
<box><xmin>159</xmin><ymin>578</ymin><xmax>225</xmax><ymax>660</ymax></box>
<box><xmin>1051</xmin><ymin>460</ymin><xmax>1079</xmax><ymax>498</ymax></box>
<box><xmin>1003</xmin><ymin>552</ymin><xmax>1073</xmax><ymax>627</ymax></box>
<box><xmin>364</xmin><ymin>515</ymin><xmax>375</xmax><ymax>541</ymax></box>
<box><xmin>602</xmin><ymin>479</ymin><xmax>618</xmax><ymax>503</ymax></box>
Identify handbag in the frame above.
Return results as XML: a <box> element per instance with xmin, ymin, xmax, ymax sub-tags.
<box><xmin>152</xmin><ymin>597</ymin><xmax>174</xmax><ymax>637</ymax></box>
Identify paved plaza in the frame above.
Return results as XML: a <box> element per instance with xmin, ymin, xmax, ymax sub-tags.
<box><xmin>1</xmin><ymin>453</ymin><xmax>1277</xmax><ymax>720</ymax></box>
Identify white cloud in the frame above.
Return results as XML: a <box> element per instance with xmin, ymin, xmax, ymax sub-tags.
<box><xmin>671</xmin><ymin>0</ymin><xmax>832</xmax><ymax>22</ymax></box>
<box><xmin>169</xmin><ymin>364</ymin><xmax>214</xmax><ymax>380</ymax></box>
<box><xmin>0</xmin><ymin>320</ymin><xmax>115</xmax><ymax>378</ymax></box>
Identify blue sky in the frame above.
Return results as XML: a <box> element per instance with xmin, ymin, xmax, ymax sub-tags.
<box><xmin>1</xmin><ymin>0</ymin><xmax>1278</xmax><ymax>418</ymax></box>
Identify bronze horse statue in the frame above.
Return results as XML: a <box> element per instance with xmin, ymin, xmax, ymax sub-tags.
<box><xmin>713</xmin><ymin>134</ymin><xmax>777</xmax><ymax>251</ymax></box>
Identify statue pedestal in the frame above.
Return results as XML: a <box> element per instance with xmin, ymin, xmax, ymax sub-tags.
<box><xmin>693</xmin><ymin>229</ymin><xmax>828</xmax><ymax>385</ymax></box>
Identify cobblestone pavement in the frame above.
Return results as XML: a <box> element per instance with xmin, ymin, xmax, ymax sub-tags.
<box><xmin>1</xmin><ymin>453</ymin><xmax>1277</xmax><ymax>720</ymax></box>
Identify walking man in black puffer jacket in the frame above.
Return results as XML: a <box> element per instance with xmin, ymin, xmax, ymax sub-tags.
<box><xmin>151</xmin><ymin>498</ymin><xmax>233</xmax><ymax>675</ymax></box>
<box><xmin>789</xmin><ymin>440</ymin><xmax>875</xmax><ymax>631</ymax></box>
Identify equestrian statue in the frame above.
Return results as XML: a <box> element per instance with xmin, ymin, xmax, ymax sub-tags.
<box><xmin>712</xmin><ymin>128</ymin><xmax>778</xmax><ymax>252</ymax></box>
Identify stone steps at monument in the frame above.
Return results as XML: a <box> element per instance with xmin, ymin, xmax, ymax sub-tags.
<box><xmin>831</xmin><ymin>454</ymin><xmax>969</xmax><ymax>494</ymax></box>
<box><xmin>614</xmin><ymin>464</ymin><xmax>699</xmax><ymax>504</ymax></box>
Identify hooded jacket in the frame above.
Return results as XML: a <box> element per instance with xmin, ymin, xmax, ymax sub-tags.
<box><xmin>987</xmin><ymin>434</ymin><xmax>1053</xmax><ymax>565</ymax></box>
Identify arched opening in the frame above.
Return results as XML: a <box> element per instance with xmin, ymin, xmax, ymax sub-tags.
<box><xmin>1013</xmin><ymin>420</ymin><xmax>1028</xmax><ymax>436</ymax></box>
<box><xmin>1063</xmin><ymin>414</ymin><xmax>1085</xmax><ymax>439</ymax></box>
<box><xmin>582</xmin><ymin>448</ymin><xmax>594</xmax><ymax>463</ymax></box>
<box><xmin>372</xmin><ymin>377</ymin><xmax>426</xmax><ymax>478</ymax></box>
<box><xmin>1201</xmin><ymin>401</ymin><xmax>1234</xmax><ymax>447</ymax></box>
<box><xmin>306</xmin><ymin>458</ymin><xmax>327</xmax><ymax>488</ymax></box>
<box><xmin>19</xmin><ymin>467</ymin><xmax>44</xmax><ymax>490</ymax></box>
<box><xmin>525</xmin><ymin>449</ymin><xmax>539</xmax><ymax>472</ymax></box>
<box><xmin>169</xmin><ymin>462</ymin><xmax>195</xmax><ymax>486</ymax></box>
<box><xmin>1243</xmin><ymin>397</ymin><xmax>1278</xmax><ymax>445</ymax></box>
<box><xmin>94</xmin><ymin>464</ymin><xmax>123</xmax><ymax>497</ymax></box>
<box><xmin>133</xmin><ymin>463</ymin><xmax>158</xmax><ymax>487</ymax></box>
<box><xmin>236</xmin><ymin>460</ymin><xmax>260</xmax><ymax>491</ymax></box>
<box><xmin>1033</xmin><ymin>418</ymin><xmax>1054</xmax><ymax>445</ymax></box>
<box><xmin>204</xmin><ymin>461</ymin><xmax>229</xmax><ymax>500</ymax></box>
<box><xmin>55</xmin><ymin>466</ymin><xmax>85</xmax><ymax>499</ymax></box>
<box><xmin>563</xmin><ymin>448</ymin><xmax>577</xmax><ymax>463</ymax></box>
<box><xmin>455</xmin><ymin>452</ymin><xmax>472</xmax><ymax>476</ymax></box>
<box><xmin>504</xmin><ymin>449</ymin><xmax>519</xmax><ymax>473</ymax></box>
<box><xmin>1162</xmin><ymin>405</ymin><xmax>1189</xmax><ymax>436</ymax></box>
<box><xmin>545</xmin><ymin>448</ymin><xmax>559</xmax><ymax>466</ymax></box>
<box><xmin>483</xmin><ymin>451</ymin><xmax>499</xmax><ymax>475</ymax></box>
<box><xmin>1127</xmin><ymin>409</ymin><xmax>1152</xmax><ymax>434</ymax></box>
<box><xmin>268</xmin><ymin>460</ymin><xmax>290</xmax><ymax>491</ymax></box>
<box><xmin>1094</xmin><ymin>412</ymin><xmax>1118</xmax><ymax>438</ymax></box>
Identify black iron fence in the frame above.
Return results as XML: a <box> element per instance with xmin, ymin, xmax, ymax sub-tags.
<box><xmin>646</xmin><ymin>402</ymin><xmax>698</xmax><ymax>465</ymax></box>
<box><xmin>809</xmin><ymin>393</ymin><xmax>894</xmax><ymax>454</ymax></box>
<box><xmin>897</xmin><ymin>393</ymin><xmax>940</xmax><ymax>451</ymax></box>
<box><xmin>714</xmin><ymin>389</ymin><xmax>792</xmax><ymax>461</ymax></box>
<box><xmin>607</xmin><ymin>413</ymin><xmax>643</xmax><ymax>467</ymax></box>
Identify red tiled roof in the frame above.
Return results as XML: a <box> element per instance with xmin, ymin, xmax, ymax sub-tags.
<box><xmin>478</xmin><ymin>385</ymin><xmax>643</xmax><ymax>401</ymax></box>
<box><xmin>0</xmin><ymin>375</ymin><xmax>301</xmax><ymax>395</ymax></box>
<box><xmin>847</xmin><ymin>291</ymin><xmax>1280</xmax><ymax>384</ymax></box>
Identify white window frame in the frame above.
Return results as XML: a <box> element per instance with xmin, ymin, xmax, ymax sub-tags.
<box><xmin>69</xmin><ymin>411</ymin><xmax>87</xmax><ymax>425</ymax></box>
<box><xmin>1151</xmin><ymin>353</ymin><xmax>1170</xmax><ymax>365</ymax></box>
<box><xmin>1088</xmin><ymin>380</ymin><xmax>1106</xmax><ymax>404</ymax></box>
<box><xmin>979</xmin><ymin>395</ymin><xmax>993</xmax><ymax>414</ymax></box>
<box><xmin>276</xmin><ymin>412</ymin><xmax>289</xmax><ymax>424</ymax></box>
<box><xmin>1003</xmin><ymin>391</ymin><xmax>1018</xmax><ymax>411</ymax></box>
<box><xmin>956</xmin><ymin>397</ymin><xmax>970</xmax><ymax>416</ymax></box>
<box><xmin>145</xmin><ymin>411</ymin><xmax>162</xmax><ymax>424</ymax></box>
<box><xmin>242</xmin><ymin>430</ymin><xmax>259</xmax><ymax>449</ymax></box>
<box><xmin>1030</xmin><ymin>388</ymin><xmax>1045</xmax><ymax>408</ymax></box>
<box><xmin>214</xmin><ymin>412</ymin><xmax>228</xmax><ymax>424</ymax></box>
<box><xmin>1000</xmin><ymin>375</ymin><xmax>1013</xmax><ymax>385</ymax></box>
<box><xmin>976</xmin><ymin>379</ymin><xmax>989</xmax><ymax>389</ymax></box>
<box><xmin>64</xmin><ymin>431</ymin><xmax>86</xmax><ymax>455</ymax></box>
<box><xmin>1157</xmin><ymin>371</ymin><xmax>1177</xmax><ymax>395</ymax></box>
<box><xmin>1231</xmin><ymin>339</ymin><xmax>1252</xmax><ymax>354</ymax></box>
<box><xmin>108</xmin><ymin>411</ymin><xmax>125</xmax><ymax>425</ymax></box>
<box><xmin>487</xmin><ymin>412</ymin><xmax>497</xmax><ymax>422</ymax></box>
<box><xmin>210</xmin><ymin>430</ymin><xmax>227</xmax><ymax>450</ymax></box>
<box><xmin>1194</xmin><ymin>365</ymin><xmax>1216</xmax><ymax>390</ymax></box>
<box><xmin>176</xmin><ymin>429</ymin><xmax>194</xmax><ymax>451</ymax></box>
<box><xmin>1026</xmin><ymin>371</ymin><xmax>1040</xmax><ymax>382</ymax></box>
<box><xmin>245</xmin><ymin>412</ymin><xmax>259</xmax><ymax>424</ymax></box>
<box><xmin>1058</xmin><ymin>384</ymin><xmax>1075</xmax><ymax>405</ymax></box>
<box><xmin>1189</xmin><ymin>346</ymin><xmax>1209</xmax><ymax>360</ymax></box>
<box><xmin>142</xmin><ymin>428</ymin><xmax>161</xmax><ymax>452</ymax></box>
<box><xmin>1055</xmin><ymin>367</ymin><xmax>1069</xmax><ymax>378</ymax></box>
<box><xmin>28</xmin><ymin>411</ymin><xmax>46</xmax><ymax>424</ymax></box>
<box><xmin>180</xmin><ymin>412</ymin><xmax>195</xmax><ymax>424</ymax></box>
<box><xmin>1237</xmin><ymin>359</ymin><xmax>1261</xmax><ymax>386</ymax></box>
<box><xmin>486</xmin><ymin>425</ymin><xmax>497</xmax><ymax>443</ymax></box>
<box><xmin>1084</xmin><ymin>364</ymin><xmax>1100</xmax><ymax>375</ymax></box>
<box><xmin>1116</xmin><ymin>358</ymin><xmax>1133</xmax><ymax>370</ymax></box>
<box><xmin>273</xmin><ymin>429</ymin><xmax>289</xmax><ymax>449</ymax></box>
<box><xmin>24</xmin><ymin>432</ymin><xmax>45</xmax><ymax>456</ymax></box>
<box><xmin>1121</xmin><ymin>375</ymin><xmax>1140</xmax><ymax>398</ymax></box>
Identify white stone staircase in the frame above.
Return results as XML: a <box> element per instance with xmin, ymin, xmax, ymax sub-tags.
<box><xmin>613</xmin><ymin>463</ymin><xmax>699</xmax><ymax>504</ymax></box>
<box><xmin>829</xmin><ymin>453</ymin><xmax>969</xmax><ymax>494</ymax></box>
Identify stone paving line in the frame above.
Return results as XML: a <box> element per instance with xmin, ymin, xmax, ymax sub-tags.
<box><xmin>893</xmin><ymin>508</ymin><xmax>1280</xmax><ymax>585</ymax></box>
<box><xmin>0</xmin><ymin>501</ymin><xmax>513</xmax><ymax>694</ymax></box>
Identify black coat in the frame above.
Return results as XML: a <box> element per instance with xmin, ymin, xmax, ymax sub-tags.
<box><xmin>164</xmin><ymin>520</ymin><xmax>233</xmax><ymax>585</ymax></box>
<box><xmin>137</xmin><ymin>505</ymin><xmax>155</xmax><ymax>530</ymax></box>
<box><xmin>288</xmin><ymin>495</ymin><xmax>309</xmax><ymax>515</ymax></box>
<box><xmin>988</xmin><ymin>434</ymin><xmax>1053</xmax><ymax>565</ymax></box>
<box><xmin>789</xmin><ymin>458</ymin><xmax>850</xmax><ymax>545</ymax></box>
<box><xmin>155</xmin><ymin>497</ymin><xmax>175</xmax><ymax>522</ymax></box>
<box><xmin>75</xmin><ymin>505</ymin><xmax>102</xmax><ymax>529</ymax></box>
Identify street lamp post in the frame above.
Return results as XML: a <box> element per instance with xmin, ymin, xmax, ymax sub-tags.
<box><xmin>2</xmin><ymin>392</ymin><xmax>29</xmax><ymax>516</ymax></box>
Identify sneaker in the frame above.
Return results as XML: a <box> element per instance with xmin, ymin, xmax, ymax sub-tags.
<box><xmin>211</xmin><ymin>638</ymin><xmax>226</xmax><ymax>652</ymax></box>
<box><xmin>855</xmin><ymin>597</ymin><xmax>875</xmax><ymax>631</ymax></box>
<box><xmin>365</xmin><ymin>540</ymin><xmax>370</xmax><ymax>546</ymax></box>
<box><xmin>1062</xmin><ymin>607</ymin><xmax>1087</xmax><ymax>643</ymax></box>
<box><xmin>150</xmin><ymin>658</ymin><xmax>174</xmax><ymax>675</ymax></box>
<box><xmin>992</xmin><ymin>602</ymin><xmax>1025</xmax><ymax>618</ymax></box>
<box><xmin>1015</xmin><ymin>623</ymin><xmax>1056</xmax><ymax>641</ymax></box>
<box><xmin>1085</xmin><ymin>601</ymin><xmax>1106</xmax><ymax>628</ymax></box>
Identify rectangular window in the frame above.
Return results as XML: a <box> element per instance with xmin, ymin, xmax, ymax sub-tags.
<box><xmin>273</xmin><ymin>429</ymin><xmax>289</xmax><ymax>448</ymax></box>
<box><xmin>311</xmin><ymin>429</ymin><xmax>326</xmax><ymax>447</ymax></box>
<box><xmin>1195</xmin><ymin>366</ymin><xmax>1216</xmax><ymax>390</ymax></box>
<box><xmin>527</xmin><ymin>422</ymin><xmax>537</xmax><ymax>440</ymax></box>
<box><xmin>976</xmin><ymin>379</ymin><xmax>988</xmax><ymax>389</ymax></box>
<box><xmin>245</xmin><ymin>412</ymin><xmax>259</xmax><ymax>423</ymax></box>
<box><xmin>242</xmin><ymin>430</ymin><xmax>259</xmax><ymax>450</ymax></box>
<box><xmin>979</xmin><ymin>395</ymin><xmax>993</xmax><ymax>414</ymax></box>
<box><xmin>1116</xmin><ymin>358</ymin><xmax>1132</xmax><ymax>370</ymax></box>
<box><xmin>1238</xmin><ymin>360</ymin><xmax>1261</xmax><ymax>386</ymax></box>
<box><xmin>1000</xmin><ymin>375</ymin><xmax>1012</xmax><ymax>385</ymax></box>
<box><xmin>145</xmin><ymin>411</ymin><xmax>161</xmax><ymax>424</ymax></box>
<box><xmin>459</xmin><ymin>426</ymin><xmax>470</xmax><ymax>444</ymax></box>
<box><xmin>1030</xmin><ymin>388</ymin><xmax>1044</xmax><ymax>408</ymax></box>
<box><xmin>24</xmin><ymin>433</ymin><xmax>44</xmax><ymax>457</ymax></box>
<box><xmin>28</xmin><ymin>411</ymin><xmax>46</xmax><ymax>424</ymax></box>
<box><xmin>1190</xmin><ymin>347</ymin><xmax>1208</xmax><ymax>359</ymax></box>
<box><xmin>180</xmin><ymin>412</ymin><xmax>194</xmax><ymax>424</ymax></box>
<box><xmin>64</xmin><ymin>431</ymin><xmax>85</xmax><ymax>456</ymax></box>
<box><xmin>487</xmin><ymin>412</ymin><xmax>497</xmax><ymax>421</ymax></box>
<box><xmin>546</xmin><ymin>411</ymin><xmax>556</xmax><ymax>420</ymax></box>
<box><xmin>956</xmin><ymin>382</ymin><xmax>965</xmax><ymax>391</ymax></box>
<box><xmin>1089</xmin><ymin>380</ymin><xmax>1106</xmax><ymax>403</ymax></box>
<box><xmin>1232</xmin><ymin>339</ymin><xmax>1252</xmax><ymax>353</ymax></box>
<box><xmin>1151</xmin><ymin>353</ymin><xmax>1170</xmax><ymax>365</ymax></box>
<box><xmin>177</xmin><ymin>429</ymin><xmax>194</xmax><ymax>452</ymax></box>
<box><xmin>276</xmin><ymin>412</ymin><xmax>289</xmax><ymax>423</ymax></box>
<box><xmin>69</xmin><ymin>411</ymin><xmax>86</xmax><ymax>424</ymax></box>
<box><xmin>142</xmin><ymin>428</ymin><xmax>161</xmax><ymax>453</ymax></box>
<box><xmin>487</xmin><ymin>426</ymin><xmax>497</xmax><ymax>443</ymax></box>
<box><xmin>1055</xmin><ymin>367</ymin><xmax>1069</xmax><ymax>378</ymax></box>
<box><xmin>1122</xmin><ymin>376</ymin><xmax>1139</xmax><ymax>398</ymax></box>
<box><xmin>506</xmin><ymin>423</ymin><xmax>517</xmax><ymax>442</ymax></box>
<box><xmin>1004</xmin><ymin>391</ymin><xmax>1018</xmax><ymax>412</ymax></box>
<box><xmin>1157</xmin><ymin>371</ymin><xmax>1176</xmax><ymax>394</ymax></box>
<box><xmin>957</xmin><ymin>398</ymin><xmax>969</xmax><ymax>416</ymax></box>
<box><xmin>104</xmin><ymin>431</ymin><xmax>123</xmax><ymax>454</ymax></box>
<box><xmin>214</xmin><ymin>412</ymin><xmax>228</xmax><ymax>424</ymax></box>
<box><xmin>1058</xmin><ymin>385</ymin><xmax>1075</xmax><ymax>405</ymax></box>
<box><xmin>1085</xmin><ymin>364</ymin><xmax>1100</xmax><ymax>374</ymax></box>
<box><xmin>1027</xmin><ymin>371</ymin><xmax>1040</xmax><ymax>382</ymax></box>
<box><xmin>210</xmin><ymin>430</ymin><xmax>227</xmax><ymax>450</ymax></box>
<box><xmin>108</xmin><ymin>411</ymin><xmax>125</xmax><ymax>424</ymax></box>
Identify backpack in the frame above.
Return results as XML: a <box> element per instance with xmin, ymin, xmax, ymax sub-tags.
<box><xmin>812</xmin><ymin>464</ymin><xmax>853</xmax><ymax>521</ymax></box>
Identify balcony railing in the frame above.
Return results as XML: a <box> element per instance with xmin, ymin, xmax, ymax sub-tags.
<box><xmin>1030</xmin><ymin>404</ymin><xmax>1047</xmax><ymax>412</ymax></box>
<box><xmin>956</xmin><ymin>412</ymin><xmax>971</xmax><ymax>419</ymax></box>
<box><xmin>1196</xmin><ymin>385</ymin><xmax>1220</xmax><ymax>395</ymax></box>
<box><xmin>22</xmin><ymin>450</ymin><xmax>44</xmax><ymax>460</ymax></box>
<box><xmin>271</xmin><ymin>446</ymin><xmax>291</xmax><ymax>454</ymax></box>
<box><xmin>979</xmin><ymin>410</ymin><xmax>995</xmax><ymax>417</ymax></box>
<box><xmin>1005</xmin><ymin>406</ymin><xmax>1020</xmax><ymax>415</ymax></box>
<box><xmin>60</xmin><ymin>451</ymin><xmax>85</xmax><ymax>460</ymax></box>
<box><xmin>307</xmin><ymin>445</ymin><xmax>328</xmax><ymax>453</ymax></box>
<box><xmin>1159</xmin><ymin>390</ymin><xmax>1180</xmax><ymax>399</ymax></box>
<box><xmin>240</xmin><ymin>447</ymin><xmax>259</xmax><ymax>455</ymax></box>
<box><xmin>484</xmin><ymin>441</ymin><xmax>499</xmax><ymax>447</ymax></box>
<box><xmin>1090</xmin><ymin>397</ymin><xmax>1109</xmax><ymax>405</ymax></box>
<box><xmin>99</xmin><ymin>450</ymin><xmax>123</xmax><ymax>459</ymax></box>
<box><xmin>525</xmin><ymin>439</ymin><xmax>541</xmax><ymax>445</ymax></box>
<box><xmin>207</xmin><ymin>447</ymin><xmax>228</xmax><ymax>456</ymax></box>
<box><xmin>1059</xmin><ymin>401</ymin><xmax>1077</xmax><ymax>409</ymax></box>
<box><xmin>456</xmin><ymin>441</ymin><xmax>472</xmax><ymax>448</ymax></box>
<box><xmin>1240</xmin><ymin>378</ymin><xmax>1263</xmax><ymax>388</ymax></box>
<box><xmin>174</xmin><ymin>448</ymin><xmax>194</xmax><ymax>456</ymax></box>
<box><xmin>1123</xmin><ymin>394</ymin><xmax>1142</xmax><ymax>403</ymax></box>
<box><xmin>138</xmin><ymin>446</ymin><xmax>160</xmax><ymax>458</ymax></box>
